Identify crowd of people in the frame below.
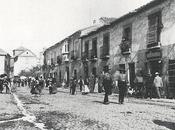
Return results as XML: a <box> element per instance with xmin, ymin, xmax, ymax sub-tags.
<box><xmin>0</xmin><ymin>74</ymin><xmax>11</xmax><ymax>94</ymax></box>
<box><xmin>0</xmin><ymin>68</ymin><xmax>165</xmax><ymax>105</ymax></box>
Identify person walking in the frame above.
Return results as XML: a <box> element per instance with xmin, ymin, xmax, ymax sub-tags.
<box><xmin>89</xmin><ymin>73</ymin><xmax>95</xmax><ymax>93</ymax></box>
<box><xmin>102</xmin><ymin>69</ymin><xmax>113</xmax><ymax>104</ymax></box>
<box><xmin>78</xmin><ymin>76</ymin><xmax>84</xmax><ymax>92</ymax></box>
<box><xmin>94</xmin><ymin>77</ymin><xmax>99</xmax><ymax>93</ymax></box>
<box><xmin>82</xmin><ymin>78</ymin><xmax>90</xmax><ymax>95</ymax></box>
<box><xmin>153</xmin><ymin>72</ymin><xmax>163</xmax><ymax>98</ymax></box>
<box><xmin>118</xmin><ymin>69</ymin><xmax>127</xmax><ymax>104</ymax></box>
<box><xmin>145</xmin><ymin>72</ymin><xmax>153</xmax><ymax>99</ymax></box>
<box><xmin>70</xmin><ymin>77</ymin><xmax>77</xmax><ymax>95</ymax></box>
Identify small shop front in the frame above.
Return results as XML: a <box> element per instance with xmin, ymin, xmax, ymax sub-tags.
<box><xmin>146</xmin><ymin>48</ymin><xmax>162</xmax><ymax>76</ymax></box>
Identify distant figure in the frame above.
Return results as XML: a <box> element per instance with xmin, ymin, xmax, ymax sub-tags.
<box><xmin>153</xmin><ymin>72</ymin><xmax>163</xmax><ymax>98</ymax></box>
<box><xmin>98</xmin><ymin>76</ymin><xmax>102</xmax><ymax>93</ymax></box>
<box><xmin>39</xmin><ymin>76</ymin><xmax>45</xmax><ymax>94</ymax></box>
<box><xmin>94</xmin><ymin>77</ymin><xmax>99</xmax><ymax>93</ymax></box>
<box><xmin>103</xmin><ymin>69</ymin><xmax>113</xmax><ymax>104</ymax></box>
<box><xmin>82</xmin><ymin>78</ymin><xmax>90</xmax><ymax>95</ymax></box>
<box><xmin>118</xmin><ymin>69</ymin><xmax>127</xmax><ymax>104</ymax></box>
<box><xmin>78</xmin><ymin>76</ymin><xmax>84</xmax><ymax>92</ymax></box>
<box><xmin>30</xmin><ymin>78</ymin><xmax>39</xmax><ymax>95</ymax></box>
<box><xmin>145</xmin><ymin>73</ymin><xmax>153</xmax><ymax>99</ymax></box>
<box><xmin>70</xmin><ymin>77</ymin><xmax>76</xmax><ymax>95</ymax></box>
<box><xmin>89</xmin><ymin>73</ymin><xmax>95</xmax><ymax>93</ymax></box>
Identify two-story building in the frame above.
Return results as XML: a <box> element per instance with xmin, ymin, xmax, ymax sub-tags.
<box><xmin>43</xmin><ymin>17</ymin><xmax>115</xmax><ymax>85</ymax></box>
<box><xmin>80</xmin><ymin>0</ymin><xmax>175</xmax><ymax>98</ymax></box>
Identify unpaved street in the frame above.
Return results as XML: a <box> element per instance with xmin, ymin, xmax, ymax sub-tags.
<box><xmin>0</xmin><ymin>87</ymin><xmax>175</xmax><ymax>130</ymax></box>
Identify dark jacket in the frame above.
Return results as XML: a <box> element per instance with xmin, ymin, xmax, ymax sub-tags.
<box><xmin>103</xmin><ymin>73</ymin><xmax>113</xmax><ymax>95</ymax></box>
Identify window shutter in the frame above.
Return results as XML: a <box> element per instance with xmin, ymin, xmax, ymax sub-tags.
<box><xmin>148</xmin><ymin>15</ymin><xmax>159</xmax><ymax>45</ymax></box>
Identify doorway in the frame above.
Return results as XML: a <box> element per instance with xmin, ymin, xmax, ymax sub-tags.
<box><xmin>149</xmin><ymin>60</ymin><xmax>162</xmax><ymax>76</ymax></box>
<box><xmin>66</xmin><ymin>67</ymin><xmax>69</xmax><ymax>83</ymax></box>
<box><xmin>129</xmin><ymin>63</ymin><xmax>135</xmax><ymax>88</ymax></box>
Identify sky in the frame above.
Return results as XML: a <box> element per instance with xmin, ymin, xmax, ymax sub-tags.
<box><xmin>0</xmin><ymin>0</ymin><xmax>152</xmax><ymax>56</ymax></box>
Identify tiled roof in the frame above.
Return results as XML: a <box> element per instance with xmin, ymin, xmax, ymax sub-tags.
<box><xmin>80</xmin><ymin>17</ymin><xmax>116</xmax><ymax>37</ymax></box>
<box><xmin>82</xmin><ymin>0</ymin><xmax>167</xmax><ymax>38</ymax></box>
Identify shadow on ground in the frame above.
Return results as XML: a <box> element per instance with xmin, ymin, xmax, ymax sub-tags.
<box><xmin>92</xmin><ymin>100</ymin><xmax>119</xmax><ymax>105</ymax></box>
<box><xmin>36</xmin><ymin>111</ymin><xmax>109</xmax><ymax>130</ymax></box>
<box><xmin>153</xmin><ymin>120</ymin><xmax>175</xmax><ymax>130</ymax></box>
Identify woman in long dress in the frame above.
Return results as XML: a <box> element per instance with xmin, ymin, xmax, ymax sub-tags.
<box><xmin>94</xmin><ymin>77</ymin><xmax>99</xmax><ymax>93</ymax></box>
<box><xmin>82</xmin><ymin>78</ymin><xmax>90</xmax><ymax>95</ymax></box>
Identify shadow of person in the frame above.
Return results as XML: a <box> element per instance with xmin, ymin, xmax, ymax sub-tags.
<box><xmin>92</xmin><ymin>101</ymin><xmax>120</xmax><ymax>104</ymax></box>
<box><xmin>153</xmin><ymin>120</ymin><xmax>175</xmax><ymax>130</ymax></box>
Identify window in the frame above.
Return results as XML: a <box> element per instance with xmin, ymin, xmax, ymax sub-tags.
<box><xmin>123</xmin><ymin>26</ymin><xmax>132</xmax><ymax>42</ymax></box>
<box><xmin>120</xmin><ymin>25</ymin><xmax>132</xmax><ymax>53</ymax></box>
<box><xmin>92</xmin><ymin>38</ymin><xmax>97</xmax><ymax>58</ymax></box>
<box><xmin>103</xmin><ymin>33</ymin><xmax>110</xmax><ymax>55</ymax></box>
<box><xmin>147</xmin><ymin>11</ymin><xmax>162</xmax><ymax>48</ymax></box>
<box><xmin>84</xmin><ymin>41</ymin><xmax>89</xmax><ymax>58</ymax></box>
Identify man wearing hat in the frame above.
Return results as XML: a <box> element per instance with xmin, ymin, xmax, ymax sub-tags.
<box><xmin>102</xmin><ymin>67</ymin><xmax>113</xmax><ymax>104</ymax></box>
<box><xmin>118</xmin><ymin>68</ymin><xmax>127</xmax><ymax>104</ymax></box>
<box><xmin>153</xmin><ymin>72</ymin><xmax>163</xmax><ymax>98</ymax></box>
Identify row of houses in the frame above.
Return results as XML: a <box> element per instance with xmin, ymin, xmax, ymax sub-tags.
<box><xmin>44</xmin><ymin>0</ymin><xmax>175</xmax><ymax>98</ymax></box>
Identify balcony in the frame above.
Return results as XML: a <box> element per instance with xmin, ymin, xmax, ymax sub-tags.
<box><xmin>89</xmin><ymin>50</ymin><xmax>97</xmax><ymax>62</ymax></box>
<box><xmin>62</xmin><ymin>50</ymin><xmax>69</xmax><ymax>55</ymax></box>
<box><xmin>100</xmin><ymin>46</ymin><xmax>109</xmax><ymax>60</ymax></box>
<box><xmin>81</xmin><ymin>51</ymin><xmax>89</xmax><ymax>62</ymax></box>
<box><xmin>147</xmin><ymin>41</ymin><xmax>161</xmax><ymax>50</ymax></box>
<box><xmin>120</xmin><ymin>40</ymin><xmax>131</xmax><ymax>55</ymax></box>
<box><xmin>62</xmin><ymin>55</ymin><xmax>69</xmax><ymax>62</ymax></box>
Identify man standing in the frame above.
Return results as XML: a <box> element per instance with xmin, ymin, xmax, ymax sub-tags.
<box><xmin>102</xmin><ymin>69</ymin><xmax>113</xmax><ymax>104</ymax></box>
<box><xmin>154</xmin><ymin>72</ymin><xmax>163</xmax><ymax>98</ymax></box>
<box><xmin>70</xmin><ymin>77</ymin><xmax>77</xmax><ymax>95</ymax></box>
<box><xmin>118</xmin><ymin>69</ymin><xmax>127</xmax><ymax>104</ymax></box>
<box><xmin>145</xmin><ymin>73</ymin><xmax>153</xmax><ymax>99</ymax></box>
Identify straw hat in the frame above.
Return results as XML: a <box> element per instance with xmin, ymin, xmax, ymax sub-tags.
<box><xmin>155</xmin><ymin>72</ymin><xmax>159</xmax><ymax>75</ymax></box>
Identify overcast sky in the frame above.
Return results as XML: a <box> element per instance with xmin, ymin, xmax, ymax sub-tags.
<box><xmin>0</xmin><ymin>0</ymin><xmax>152</xmax><ymax>56</ymax></box>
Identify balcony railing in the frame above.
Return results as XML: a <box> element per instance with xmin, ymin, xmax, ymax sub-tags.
<box><xmin>100</xmin><ymin>46</ymin><xmax>109</xmax><ymax>59</ymax></box>
<box><xmin>120</xmin><ymin>40</ymin><xmax>131</xmax><ymax>55</ymax></box>
<box><xmin>62</xmin><ymin>55</ymin><xmax>69</xmax><ymax>62</ymax></box>
<box><xmin>89</xmin><ymin>50</ymin><xmax>97</xmax><ymax>61</ymax></box>
<box><xmin>62</xmin><ymin>50</ymin><xmax>69</xmax><ymax>55</ymax></box>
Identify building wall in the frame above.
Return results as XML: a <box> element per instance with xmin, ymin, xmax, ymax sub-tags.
<box><xmin>81</xmin><ymin>0</ymin><xmax>175</xmax><ymax>79</ymax></box>
<box><xmin>14</xmin><ymin>56</ymin><xmax>38</xmax><ymax>76</ymax></box>
<box><xmin>0</xmin><ymin>56</ymin><xmax>5</xmax><ymax>74</ymax></box>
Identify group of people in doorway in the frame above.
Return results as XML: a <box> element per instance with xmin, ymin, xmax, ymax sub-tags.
<box><xmin>134</xmin><ymin>71</ymin><xmax>164</xmax><ymax>99</ymax></box>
